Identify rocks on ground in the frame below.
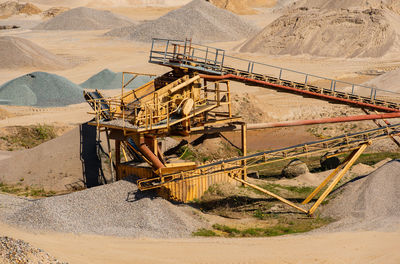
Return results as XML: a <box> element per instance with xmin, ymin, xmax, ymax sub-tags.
<box><xmin>0</xmin><ymin>236</ymin><xmax>66</xmax><ymax>264</ymax></box>
<box><xmin>281</xmin><ymin>159</ymin><xmax>309</xmax><ymax>178</ymax></box>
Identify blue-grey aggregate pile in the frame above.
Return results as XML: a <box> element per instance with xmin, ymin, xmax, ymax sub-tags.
<box><xmin>80</xmin><ymin>69</ymin><xmax>154</xmax><ymax>90</ymax></box>
<box><xmin>34</xmin><ymin>7</ymin><xmax>134</xmax><ymax>30</ymax></box>
<box><xmin>105</xmin><ymin>0</ymin><xmax>258</xmax><ymax>43</ymax></box>
<box><xmin>320</xmin><ymin>160</ymin><xmax>400</xmax><ymax>231</ymax></box>
<box><xmin>2</xmin><ymin>179</ymin><xmax>203</xmax><ymax>238</ymax></box>
<box><xmin>0</xmin><ymin>72</ymin><xmax>84</xmax><ymax>107</ymax></box>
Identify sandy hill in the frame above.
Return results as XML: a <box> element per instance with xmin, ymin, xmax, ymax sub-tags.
<box><xmin>0</xmin><ymin>1</ymin><xmax>41</xmax><ymax>18</ymax></box>
<box><xmin>106</xmin><ymin>0</ymin><xmax>257</xmax><ymax>43</ymax></box>
<box><xmin>240</xmin><ymin>6</ymin><xmax>400</xmax><ymax>58</ymax></box>
<box><xmin>0</xmin><ymin>36</ymin><xmax>71</xmax><ymax>69</ymax></box>
<box><xmin>28</xmin><ymin>0</ymin><xmax>190</xmax><ymax>8</ymax></box>
<box><xmin>207</xmin><ymin>0</ymin><xmax>277</xmax><ymax>15</ymax></box>
<box><xmin>363</xmin><ymin>68</ymin><xmax>400</xmax><ymax>93</ymax></box>
<box><xmin>0</xmin><ymin>72</ymin><xmax>84</xmax><ymax>107</ymax></box>
<box><xmin>288</xmin><ymin>0</ymin><xmax>400</xmax><ymax>12</ymax></box>
<box><xmin>34</xmin><ymin>7</ymin><xmax>134</xmax><ymax>30</ymax></box>
<box><xmin>0</xmin><ymin>127</ymin><xmax>83</xmax><ymax>191</ymax></box>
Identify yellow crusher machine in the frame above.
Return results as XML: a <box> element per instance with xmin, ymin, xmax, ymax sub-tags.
<box><xmin>84</xmin><ymin>38</ymin><xmax>400</xmax><ymax>216</ymax></box>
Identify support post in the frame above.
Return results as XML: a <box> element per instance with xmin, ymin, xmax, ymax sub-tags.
<box><xmin>307</xmin><ymin>143</ymin><xmax>369</xmax><ymax>215</ymax></box>
<box><xmin>115</xmin><ymin>140</ymin><xmax>121</xmax><ymax>181</ymax></box>
<box><xmin>105</xmin><ymin>129</ymin><xmax>115</xmax><ymax>182</ymax></box>
<box><xmin>241</xmin><ymin>123</ymin><xmax>247</xmax><ymax>181</ymax></box>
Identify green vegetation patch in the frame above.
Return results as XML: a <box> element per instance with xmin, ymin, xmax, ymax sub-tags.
<box><xmin>0</xmin><ymin>182</ymin><xmax>56</xmax><ymax>197</ymax></box>
<box><xmin>0</xmin><ymin>124</ymin><xmax>56</xmax><ymax>150</ymax></box>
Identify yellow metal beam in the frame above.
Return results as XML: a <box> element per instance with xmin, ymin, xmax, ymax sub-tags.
<box><xmin>302</xmin><ymin>150</ymin><xmax>357</xmax><ymax>205</ymax></box>
<box><xmin>233</xmin><ymin>176</ymin><xmax>308</xmax><ymax>214</ymax></box>
<box><xmin>307</xmin><ymin>143</ymin><xmax>369</xmax><ymax>216</ymax></box>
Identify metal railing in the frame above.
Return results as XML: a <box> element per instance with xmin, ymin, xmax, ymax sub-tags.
<box><xmin>149</xmin><ymin>38</ymin><xmax>400</xmax><ymax>103</ymax></box>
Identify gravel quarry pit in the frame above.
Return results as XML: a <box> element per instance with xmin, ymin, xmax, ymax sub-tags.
<box><xmin>106</xmin><ymin>0</ymin><xmax>258</xmax><ymax>43</ymax></box>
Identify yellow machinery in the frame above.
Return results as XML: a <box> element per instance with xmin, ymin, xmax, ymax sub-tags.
<box><xmin>84</xmin><ymin>38</ymin><xmax>400</xmax><ymax>216</ymax></box>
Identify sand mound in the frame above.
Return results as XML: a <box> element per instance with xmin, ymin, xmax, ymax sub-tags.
<box><xmin>41</xmin><ymin>6</ymin><xmax>70</xmax><ymax>18</ymax></box>
<box><xmin>288</xmin><ymin>0</ymin><xmax>400</xmax><ymax>12</ymax></box>
<box><xmin>240</xmin><ymin>8</ymin><xmax>400</xmax><ymax>58</ymax></box>
<box><xmin>2</xmin><ymin>178</ymin><xmax>203</xmax><ymax>238</ymax></box>
<box><xmin>106</xmin><ymin>0</ymin><xmax>257</xmax><ymax>43</ymax></box>
<box><xmin>80</xmin><ymin>69</ymin><xmax>155</xmax><ymax>90</ymax></box>
<box><xmin>0</xmin><ymin>72</ymin><xmax>84</xmax><ymax>107</ymax></box>
<box><xmin>207</xmin><ymin>0</ymin><xmax>257</xmax><ymax>15</ymax></box>
<box><xmin>34</xmin><ymin>7</ymin><xmax>134</xmax><ymax>30</ymax></box>
<box><xmin>322</xmin><ymin>160</ymin><xmax>400</xmax><ymax>231</ymax></box>
<box><xmin>0</xmin><ymin>108</ymin><xmax>12</xmax><ymax>120</ymax></box>
<box><xmin>0</xmin><ymin>1</ymin><xmax>41</xmax><ymax>18</ymax></box>
<box><xmin>0</xmin><ymin>36</ymin><xmax>71</xmax><ymax>70</ymax></box>
<box><xmin>207</xmin><ymin>0</ymin><xmax>277</xmax><ymax>14</ymax></box>
<box><xmin>0</xmin><ymin>127</ymin><xmax>83</xmax><ymax>191</ymax></box>
<box><xmin>363</xmin><ymin>68</ymin><xmax>400</xmax><ymax>93</ymax></box>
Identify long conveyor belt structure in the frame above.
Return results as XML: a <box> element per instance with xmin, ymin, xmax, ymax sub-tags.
<box><xmin>149</xmin><ymin>38</ymin><xmax>400</xmax><ymax>113</ymax></box>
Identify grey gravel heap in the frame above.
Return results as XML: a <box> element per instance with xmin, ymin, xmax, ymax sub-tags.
<box><xmin>0</xmin><ymin>236</ymin><xmax>67</xmax><ymax>264</ymax></box>
<box><xmin>35</xmin><ymin>7</ymin><xmax>134</xmax><ymax>30</ymax></box>
<box><xmin>321</xmin><ymin>160</ymin><xmax>400</xmax><ymax>231</ymax></box>
<box><xmin>0</xmin><ymin>72</ymin><xmax>83</xmax><ymax>107</ymax></box>
<box><xmin>80</xmin><ymin>69</ymin><xmax>155</xmax><ymax>90</ymax></box>
<box><xmin>3</xmin><ymin>178</ymin><xmax>203</xmax><ymax>238</ymax></box>
<box><xmin>105</xmin><ymin>0</ymin><xmax>258</xmax><ymax>43</ymax></box>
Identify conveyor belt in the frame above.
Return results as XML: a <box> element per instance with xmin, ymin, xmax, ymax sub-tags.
<box><xmin>137</xmin><ymin>123</ymin><xmax>400</xmax><ymax>190</ymax></box>
<box><xmin>149</xmin><ymin>38</ymin><xmax>400</xmax><ymax>113</ymax></box>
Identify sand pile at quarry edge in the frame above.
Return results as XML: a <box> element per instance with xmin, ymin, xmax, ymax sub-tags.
<box><xmin>106</xmin><ymin>0</ymin><xmax>258</xmax><ymax>43</ymax></box>
<box><xmin>34</xmin><ymin>7</ymin><xmax>134</xmax><ymax>30</ymax></box>
<box><xmin>240</xmin><ymin>8</ymin><xmax>400</xmax><ymax>58</ymax></box>
<box><xmin>363</xmin><ymin>68</ymin><xmax>400</xmax><ymax>93</ymax></box>
<box><xmin>80</xmin><ymin>69</ymin><xmax>155</xmax><ymax>90</ymax></box>
<box><xmin>321</xmin><ymin>160</ymin><xmax>400</xmax><ymax>231</ymax></box>
<box><xmin>0</xmin><ymin>72</ymin><xmax>83</xmax><ymax>107</ymax></box>
<box><xmin>0</xmin><ymin>1</ymin><xmax>41</xmax><ymax>18</ymax></box>
<box><xmin>1</xmin><ymin>177</ymin><xmax>204</xmax><ymax>238</ymax></box>
<box><xmin>0</xmin><ymin>36</ymin><xmax>71</xmax><ymax>70</ymax></box>
<box><xmin>0</xmin><ymin>128</ymin><xmax>84</xmax><ymax>191</ymax></box>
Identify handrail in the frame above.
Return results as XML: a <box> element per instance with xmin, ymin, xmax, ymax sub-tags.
<box><xmin>149</xmin><ymin>38</ymin><xmax>400</xmax><ymax>101</ymax></box>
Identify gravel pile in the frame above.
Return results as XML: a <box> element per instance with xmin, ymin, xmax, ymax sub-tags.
<box><xmin>3</xmin><ymin>178</ymin><xmax>203</xmax><ymax>238</ymax></box>
<box><xmin>0</xmin><ymin>36</ymin><xmax>71</xmax><ymax>69</ymax></box>
<box><xmin>0</xmin><ymin>236</ymin><xmax>66</xmax><ymax>264</ymax></box>
<box><xmin>105</xmin><ymin>0</ymin><xmax>257</xmax><ymax>43</ymax></box>
<box><xmin>34</xmin><ymin>7</ymin><xmax>134</xmax><ymax>30</ymax></box>
<box><xmin>0</xmin><ymin>72</ymin><xmax>84</xmax><ymax>107</ymax></box>
<box><xmin>321</xmin><ymin>160</ymin><xmax>400</xmax><ymax>231</ymax></box>
<box><xmin>80</xmin><ymin>69</ymin><xmax>154</xmax><ymax>90</ymax></box>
